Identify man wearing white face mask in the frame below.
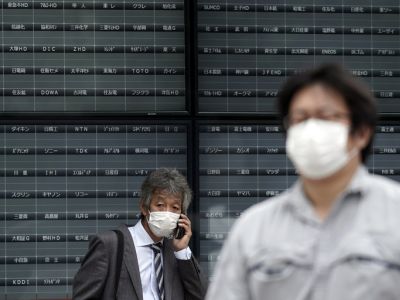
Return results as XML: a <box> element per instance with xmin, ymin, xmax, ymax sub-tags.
<box><xmin>206</xmin><ymin>64</ymin><xmax>400</xmax><ymax>300</ymax></box>
<box><xmin>73</xmin><ymin>168</ymin><xmax>206</xmax><ymax>300</ymax></box>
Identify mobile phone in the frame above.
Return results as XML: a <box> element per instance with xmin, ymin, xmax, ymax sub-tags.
<box><xmin>174</xmin><ymin>222</ymin><xmax>185</xmax><ymax>239</ymax></box>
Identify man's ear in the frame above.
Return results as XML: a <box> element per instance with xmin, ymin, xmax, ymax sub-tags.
<box><xmin>353</xmin><ymin>125</ymin><xmax>373</xmax><ymax>150</ymax></box>
<box><xmin>140</xmin><ymin>200</ymin><xmax>149</xmax><ymax>217</ymax></box>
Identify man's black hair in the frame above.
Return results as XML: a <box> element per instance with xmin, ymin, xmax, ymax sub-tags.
<box><xmin>277</xmin><ymin>63</ymin><xmax>377</xmax><ymax>163</ymax></box>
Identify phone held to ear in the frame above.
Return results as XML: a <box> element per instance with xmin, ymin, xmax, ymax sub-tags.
<box><xmin>174</xmin><ymin>222</ymin><xmax>185</xmax><ymax>239</ymax></box>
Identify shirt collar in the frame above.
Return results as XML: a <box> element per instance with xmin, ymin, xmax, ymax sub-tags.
<box><xmin>287</xmin><ymin>165</ymin><xmax>368</xmax><ymax>222</ymax></box>
<box><xmin>132</xmin><ymin>219</ymin><xmax>163</xmax><ymax>247</ymax></box>
<box><xmin>345</xmin><ymin>165</ymin><xmax>368</xmax><ymax>196</ymax></box>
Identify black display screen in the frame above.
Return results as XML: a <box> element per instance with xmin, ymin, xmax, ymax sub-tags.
<box><xmin>0</xmin><ymin>0</ymin><xmax>186</xmax><ymax>113</ymax></box>
<box><xmin>1</xmin><ymin>0</ymin><xmax>400</xmax><ymax>297</ymax></box>
<box><xmin>197</xmin><ymin>0</ymin><xmax>400</xmax><ymax>114</ymax></box>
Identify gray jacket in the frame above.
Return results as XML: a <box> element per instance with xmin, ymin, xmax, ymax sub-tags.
<box><xmin>73</xmin><ymin>224</ymin><xmax>206</xmax><ymax>300</ymax></box>
<box><xmin>206</xmin><ymin>167</ymin><xmax>400</xmax><ymax>300</ymax></box>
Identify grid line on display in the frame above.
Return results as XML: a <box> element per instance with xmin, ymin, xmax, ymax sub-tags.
<box><xmin>33</xmin><ymin>4</ymin><xmax>36</xmax><ymax>110</ymax></box>
<box><xmin>65</xmin><ymin>121</ymin><xmax>69</xmax><ymax>293</ymax></box>
<box><xmin>125</xmin><ymin>125</ymin><xmax>128</xmax><ymax>223</ymax></box>
<box><xmin>370</xmin><ymin>0</ymin><xmax>374</xmax><ymax>174</ymax></box>
<box><xmin>35</xmin><ymin>125</ymin><xmax>38</xmax><ymax>293</ymax></box>
<box><xmin>3</xmin><ymin>126</ymin><xmax>6</xmax><ymax>295</ymax></box>
<box><xmin>342</xmin><ymin>0</ymin><xmax>344</xmax><ymax>65</ymax></box>
<box><xmin>96</xmin><ymin>125</ymin><xmax>98</xmax><ymax>232</ymax></box>
<box><xmin>313</xmin><ymin>0</ymin><xmax>315</xmax><ymax>67</ymax></box>
<box><xmin>93</xmin><ymin>0</ymin><xmax>97</xmax><ymax>110</ymax></box>
<box><xmin>63</xmin><ymin>1</ymin><xmax>66</xmax><ymax>113</ymax></box>
<box><xmin>226</xmin><ymin>0</ymin><xmax>229</xmax><ymax>112</ymax></box>
<box><xmin>124</xmin><ymin>4</ymin><xmax>127</xmax><ymax>111</ymax></box>
<box><xmin>154</xmin><ymin>0</ymin><xmax>157</xmax><ymax>111</ymax></box>
<box><xmin>227</xmin><ymin>127</ymin><xmax>230</xmax><ymax>227</ymax></box>
<box><xmin>1</xmin><ymin>3</ymin><xmax>3</xmax><ymax>112</ymax></box>
<box><xmin>255</xmin><ymin>0</ymin><xmax>258</xmax><ymax>111</ymax></box>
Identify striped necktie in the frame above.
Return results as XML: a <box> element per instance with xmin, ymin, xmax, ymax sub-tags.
<box><xmin>150</xmin><ymin>242</ymin><xmax>165</xmax><ymax>300</ymax></box>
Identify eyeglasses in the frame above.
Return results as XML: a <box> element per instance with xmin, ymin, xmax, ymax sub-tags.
<box><xmin>284</xmin><ymin>111</ymin><xmax>350</xmax><ymax>129</ymax></box>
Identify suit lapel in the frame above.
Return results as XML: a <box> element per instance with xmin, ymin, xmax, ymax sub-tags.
<box><xmin>119</xmin><ymin>225</ymin><xmax>144</xmax><ymax>300</ymax></box>
<box><xmin>162</xmin><ymin>240</ymin><xmax>176</xmax><ymax>300</ymax></box>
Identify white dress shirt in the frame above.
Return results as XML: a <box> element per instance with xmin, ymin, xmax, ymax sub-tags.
<box><xmin>129</xmin><ymin>220</ymin><xmax>192</xmax><ymax>300</ymax></box>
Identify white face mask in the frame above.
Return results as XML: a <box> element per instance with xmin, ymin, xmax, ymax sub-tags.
<box><xmin>147</xmin><ymin>211</ymin><xmax>180</xmax><ymax>238</ymax></box>
<box><xmin>286</xmin><ymin>119</ymin><xmax>357</xmax><ymax>180</ymax></box>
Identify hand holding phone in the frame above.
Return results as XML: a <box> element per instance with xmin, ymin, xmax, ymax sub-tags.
<box><xmin>172</xmin><ymin>214</ymin><xmax>192</xmax><ymax>251</ymax></box>
<box><xmin>174</xmin><ymin>223</ymin><xmax>185</xmax><ymax>239</ymax></box>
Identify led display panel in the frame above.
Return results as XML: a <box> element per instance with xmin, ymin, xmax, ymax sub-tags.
<box><xmin>0</xmin><ymin>121</ymin><xmax>188</xmax><ymax>299</ymax></box>
<box><xmin>0</xmin><ymin>0</ymin><xmax>186</xmax><ymax>113</ymax></box>
<box><xmin>198</xmin><ymin>122</ymin><xmax>400</xmax><ymax>280</ymax></box>
<box><xmin>197</xmin><ymin>1</ymin><xmax>400</xmax><ymax>114</ymax></box>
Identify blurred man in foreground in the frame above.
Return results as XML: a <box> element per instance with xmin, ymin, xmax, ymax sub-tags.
<box><xmin>206</xmin><ymin>64</ymin><xmax>400</xmax><ymax>300</ymax></box>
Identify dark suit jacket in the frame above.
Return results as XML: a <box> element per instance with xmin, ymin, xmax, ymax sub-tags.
<box><xmin>73</xmin><ymin>224</ymin><xmax>207</xmax><ymax>300</ymax></box>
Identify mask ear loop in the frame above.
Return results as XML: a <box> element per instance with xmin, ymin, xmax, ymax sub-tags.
<box><xmin>146</xmin><ymin>209</ymin><xmax>152</xmax><ymax>223</ymax></box>
<box><xmin>345</xmin><ymin>124</ymin><xmax>360</xmax><ymax>163</ymax></box>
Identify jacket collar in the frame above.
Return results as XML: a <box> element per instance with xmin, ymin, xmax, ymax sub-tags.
<box><xmin>287</xmin><ymin>165</ymin><xmax>368</xmax><ymax>224</ymax></box>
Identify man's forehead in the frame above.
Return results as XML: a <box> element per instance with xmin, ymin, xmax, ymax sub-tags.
<box><xmin>290</xmin><ymin>85</ymin><xmax>348</xmax><ymax>112</ymax></box>
<box><xmin>152</xmin><ymin>189</ymin><xmax>181</xmax><ymax>201</ymax></box>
